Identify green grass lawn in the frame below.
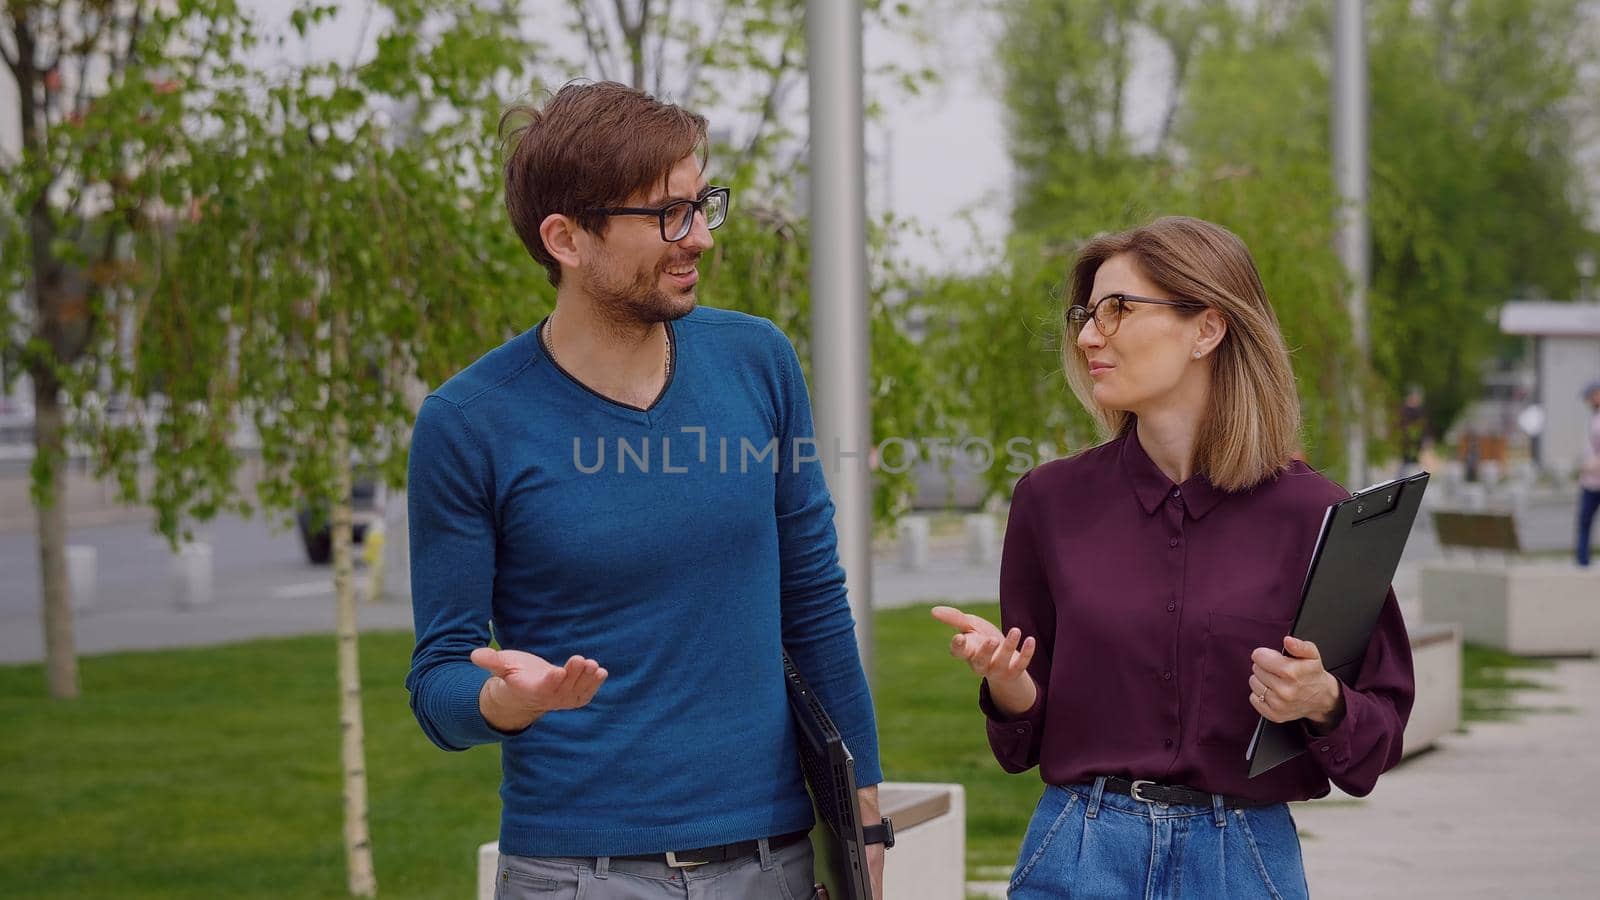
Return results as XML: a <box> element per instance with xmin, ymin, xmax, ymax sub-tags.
<box><xmin>1460</xmin><ymin>642</ymin><xmax>1557</xmax><ymax>722</ymax></box>
<box><xmin>0</xmin><ymin>607</ymin><xmax>1030</xmax><ymax>897</ymax></box>
<box><xmin>874</xmin><ymin>602</ymin><xmax>1037</xmax><ymax>879</ymax></box>
<box><xmin>0</xmin><ymin>632</ymin><xmax>501</xmax><ymax>899</ymax></box>
<box><xmin>0</xmin><ymin>606</ymin><xmax>1561</xmax><ymax>897</ymax></box>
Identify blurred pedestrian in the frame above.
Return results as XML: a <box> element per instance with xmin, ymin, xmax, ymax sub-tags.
<box><xmin>932</xmin><ymin>217</ymin><xmax>1413</xmax><ymax>899</ymax></box>
<box><xmin>1397</xmin><ymin>385</ymin><xmax>1427</xmax><ymax>478</ymax></box>
<box><xmin>1576</xmin><ymin>379</ymin><xmax>1600</xmax><ymax>567</ymax></box>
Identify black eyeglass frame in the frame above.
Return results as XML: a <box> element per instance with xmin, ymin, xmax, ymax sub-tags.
<box><xmin>588</xmin><ymin>186</ymin><xmax>731</xmax><ymax>242</ymax></box>
<box><xmin>1066</xmin><ymin>292</ymin><xmax>1207</xmax><ymax>337</ymax></box>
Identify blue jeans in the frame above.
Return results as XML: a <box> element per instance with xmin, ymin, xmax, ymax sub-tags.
<box><xmin>1578</xmin><ymin>488</ymin><xmax>1600</xmax><ymax>567</ymax></box>
<box><xmin>1008</xmin><ymin>780</ymin><xmax>1309</xmax><ymax>899</ymax></box>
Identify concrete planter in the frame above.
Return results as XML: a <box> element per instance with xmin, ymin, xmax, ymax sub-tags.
<box><xmin>879</xmin><ymin>781</ymin><xmax>965</xmax><ymax>900</ymax></box>
<box><xmin>1420</xmin><ymin>561</ymin><xmax>1600</xmax><ymax>656</ymax></box>
<box><xmin>1402</xmin><ymin>623</ymin><xmax>1461</xmax><ymax>757</ymax></box>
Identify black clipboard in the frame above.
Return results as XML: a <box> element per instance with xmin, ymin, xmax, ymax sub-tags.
<box><xmin>1245</xmin><ymin>471</ymin><xmax>1429</xmax><ymax>778</ymax></box>
<box><xmin>783</xmin><ymin>651</ymin><xmax>873</xmax><ymax>900</ymax></box>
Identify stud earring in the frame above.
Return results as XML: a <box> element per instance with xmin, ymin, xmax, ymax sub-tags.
<box><xmin>1192</xmin><ymin>350</ymin><xmax>1202</xmax><ymax>358</ymax></box>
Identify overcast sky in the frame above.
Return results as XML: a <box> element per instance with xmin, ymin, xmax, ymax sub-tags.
<box><xmin>238</xmin><ymin>0</ymin><xmax>1019</xmax><ymax>275</ymax></box>
<box><xmin>0</xmin><ymin>1</ymin><xmax>1177</xmax><ymax>275</ymax></box>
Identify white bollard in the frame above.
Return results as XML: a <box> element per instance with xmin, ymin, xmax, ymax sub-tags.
<box><xmin>382</xmin><ymin>489</ymin><xmax>411</xmax><ymax>602</ymax></box>
<box><xmin>1479</xmin><ymin>459</ymin><xmax>1502</xmax><ymax>489</ymax></box>
<box><xmin>964</xmin><ymin>514</ymin><xmax>997</xmax><ymax>566</ymax></box>
<box><xmin>898</xmin><ymin>516</ymin><xmax>930</xmax><ymax>570</ymax></box>
<box><xmin>1505</xmin><ymin>482</ymin><xmax>1531</xmax><ymax>517</ymax></box>
<box><xmin>172</xmin><ymin>541</ymin><xmax>214</xmax><ymax>610</ymax></box>
<box><xmin>66</xmin><ymin>545</ymin><xmax>97</xmax><ymax>612</ymax></box>
<box><xmin>477</xmin><ymin>841</ymin><xmax>499</xmax><ymax>900</ymax></box>
<box><xmin>1440</xmin><ymin>460</ymin><xmax>1464</xmax><ymax>500</ymax></box>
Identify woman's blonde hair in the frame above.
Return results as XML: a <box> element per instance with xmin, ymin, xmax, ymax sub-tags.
<box><xmin>1062</xmin><ymin>216</ymin><xmax>1301</xmax><ymax>492</ymax></box>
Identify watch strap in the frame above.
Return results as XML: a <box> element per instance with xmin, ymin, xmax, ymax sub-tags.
<box><xmin>862</xmin><ymin>817</ymin><xmax>895</xmax><ymax>849</ymax></box>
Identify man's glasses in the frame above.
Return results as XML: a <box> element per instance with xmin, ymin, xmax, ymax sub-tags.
<box><xmin>589</xmin><ymin>186</ymin><xmax>731</xmax><ymax>242</ymax></box>
<box><xmin>1066</xmin><ymin>292</ymin><xmax>1206</xmax><ymax>338</ymax></box>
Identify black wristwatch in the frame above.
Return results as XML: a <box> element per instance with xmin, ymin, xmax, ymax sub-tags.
<box><xmin>862</xmin><ymin>816</ymin><xmax>895</xmax><ymax>849</ymax></box>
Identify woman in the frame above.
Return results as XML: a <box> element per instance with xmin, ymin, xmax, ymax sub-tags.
<box><xmin>933</xmin><ymin>217</ymin><xmax>1414</xmax><ymax>898</ymax></box>
<box><xmin>1577</xmin><ymin>379</ymin><xmax>1600</xmax><ymax>567</ymax></box>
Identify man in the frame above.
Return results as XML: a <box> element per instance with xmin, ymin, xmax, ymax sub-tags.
<box><xmin>405</xmin><ymin>81</ymin><xmax>885</xmax><ymax>899</ymax></box>
<box><xmin>1396</xmin><ymin>385</ymin><xmax>1427</xmax><ymax>478</ymax></box>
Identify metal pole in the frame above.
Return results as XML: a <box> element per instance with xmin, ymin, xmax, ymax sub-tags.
<box><xmin>805</xmin><ymin>0</ymin><xmax>874</xmax><ymax>674</ymax></box>
<box><xmin>1334</xmin><ymin>0</ymin><xmax>1370</xmax><ymax>488</ymax></box>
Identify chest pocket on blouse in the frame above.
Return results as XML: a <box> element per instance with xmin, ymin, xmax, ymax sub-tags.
<box><xmin>1196</xmin><ymin>611</ymin><xmax>1294</xmax><ymax>748</ymax></box>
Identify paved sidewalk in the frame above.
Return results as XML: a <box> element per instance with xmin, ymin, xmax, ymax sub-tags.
<box><xmin>1292</xmin><ymin>659</ymin><xmax>1600</xmax><ymax>899</ymax></box>
<box><xmin>0</xmin><ymin>575</ymin><xmax>416</xmax><ymax>663</ymax></box>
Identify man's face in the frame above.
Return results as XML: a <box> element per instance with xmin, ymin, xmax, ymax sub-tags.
<box><xmin>580</xmin><ymin>154</ymin><xmax>714</xmax><ymax>326</ymax></box>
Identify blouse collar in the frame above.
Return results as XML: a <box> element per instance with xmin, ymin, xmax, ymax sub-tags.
<box><xmin>1119</xmin><ymin>427</ymin><xmax>1229</xmax><ymax>520</ymax></box>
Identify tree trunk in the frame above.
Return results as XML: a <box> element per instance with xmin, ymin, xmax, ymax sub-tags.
<box><xmin>331</xmin><ymin>313</ymin><xmax>376</xmax><ymax>897</ymax></box>
<box><xmin>33</xmin><ymin>366</ymin><xmax>79</xmax><ymax>699</ymax></box>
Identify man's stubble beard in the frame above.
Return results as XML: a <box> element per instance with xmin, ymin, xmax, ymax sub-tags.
<box><xmin>584</xmin><ymin>249</ymin><xmax>699</xmax><ymax>329</ymax></box>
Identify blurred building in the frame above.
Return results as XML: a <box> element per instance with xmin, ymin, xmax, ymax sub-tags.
<box><xmin>1500</xmin><ymin>301</ymin><xmax>1600</xmax><ymax>476</ymax></box>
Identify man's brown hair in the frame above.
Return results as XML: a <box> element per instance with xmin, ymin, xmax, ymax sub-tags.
<box><xmin>499</xmin><ymin>81</ymin><xmax>709</xmax><ymax>286</ymax></box>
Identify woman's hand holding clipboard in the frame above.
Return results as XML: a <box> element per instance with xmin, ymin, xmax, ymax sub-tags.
<box><xmin>1245</xmin><ymin>471</ymin><xmax>1430</xmax><ymax>778</ymax></box>
<box><xmin>1248</xmin><ymin>635</ymin><xmax>1346</xmax><ymax>732</ymax></box>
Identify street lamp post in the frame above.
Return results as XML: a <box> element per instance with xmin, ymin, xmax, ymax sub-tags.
<box><xmin>805</xmin><ymin>0</ymin><xmax>874</xmax><ymax>673</ymax></box>
<box><xmin>1334</xmin><ymin>0</ymin><xmax>1370</xmax><ymax>489</ymax></box>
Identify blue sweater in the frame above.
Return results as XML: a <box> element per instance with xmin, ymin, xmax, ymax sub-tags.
<box><xmin>404</xmin><ymin>306</ymin><xmax>882</xmax><ymax>858</ymax></box>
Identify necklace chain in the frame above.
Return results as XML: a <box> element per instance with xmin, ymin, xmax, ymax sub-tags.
<box><xmin>542</xmin><ymin>315</ymin><xmax>672</xmax><ymax>379</ymax></box>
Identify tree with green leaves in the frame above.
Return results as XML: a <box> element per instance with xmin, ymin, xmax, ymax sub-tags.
<box><xmin>972</xmin><ymin>0</ymin><xmax>1599</xmax><ymax>485</ymax></box>
<box><xmin>130</xmin><ymin>6</ymin><xmax>541</xmax><ymax>892</ymax></box>
<box><xmin>1</xmin><ymin>0</ymin><xmax>271</xmax><ymax>701</ymax></box>
<box><xmin>1</xmin><ymin>0</ymin><xmax>539</xmax><ymax>891</ymax></box>
<box><xmin>1365</xmin><ymin>0</ymin><xmax>1599</xmax><ymax>437</ymax></box>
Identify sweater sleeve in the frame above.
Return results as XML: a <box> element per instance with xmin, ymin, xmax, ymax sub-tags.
<box><xmin>980</xmin><ymin>472</ymin><xmax>1056</xmax><ymax>773</ymax></box>
<box><xmin>403</xmin><ymin>395</ymin><xmax>510</xmax><ymax>751</ymax></box>
<box><xmin>1300</xmin><ymin>587</ymin><xmax>1415</xmax><ymax>796</ymax></box>
<box><xmin>767</xmin><ymin>323</ymin><xmax>882</xmax><ymax>786</ymax></box>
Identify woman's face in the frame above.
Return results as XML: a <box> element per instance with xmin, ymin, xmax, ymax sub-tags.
<box><xmin>1075</xmin><ymin>253</ymin><xmax>1215</xmax><ymax>416</ymax></box>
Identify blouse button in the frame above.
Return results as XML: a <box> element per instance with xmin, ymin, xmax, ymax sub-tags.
<box><xmin>1170</xmin><ymin>488</ymin><xmax>1181</xmax><ymax>499</ymax></box>
<box><xmin>1162</xmin><ymin>670</ymin><xmax>1172</xmax><ymax>681</ymax></box>
<box><xmin>1167</xmin><ymin>603</ymin><xmax>1176</xmax><ymax>612</ymax></box>
<box><xmin>1164</xmin><ymin>738</ymin><xmax>1174</xmax><ymax>748</ymax></box>
<box><xmin>1168</xmin><ymin>538</ymin><xmax>1179</xmax><ymax>548</ymax></box>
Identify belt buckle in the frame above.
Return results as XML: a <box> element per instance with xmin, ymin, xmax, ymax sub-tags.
<box><xmin>664</xmin><ymin>851</ymin><xmax>709</xmax><ymax>869</ymax></box>
<box><xmin>1129</xmin><ymin>779</ymin><xmax>1157</xmax><ymax>804</ymax></box>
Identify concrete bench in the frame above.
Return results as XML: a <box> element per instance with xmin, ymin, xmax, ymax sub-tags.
<box><xmin>1420</xmin><ymin>560</ymin><xmax>1600</xmax><ymax>656</ymax></box>
<box><xmin>1431</xmin><ymin>508</ymin><xmax>1521</xmax><ymax>557</ymax></box>
<box><xmin>879</xmin><ymin>781</ymin><xmax>965</xmax><ymax>900</ymax></box>
<box><xmin>1420</xmin><ymin>507</ymin><xmax>1600</xmax><ymax>656</ymax></box>
<box><xmin>474</xmin><ymin>781</ymin><xmax>966</xmax><ymax>900</ymax></box>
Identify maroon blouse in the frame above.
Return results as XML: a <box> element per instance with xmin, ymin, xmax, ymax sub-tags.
<box><xmin>980</xmin><ymin>431</ymin><xmax>1415</xmax><ymax>802</ymax></box>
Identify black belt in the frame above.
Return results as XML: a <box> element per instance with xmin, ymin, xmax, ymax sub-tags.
<box><xmin>1102</xmin><ymin>777</ymin><xmax>1271</xmax><ymax>809</ymax></box>
<box><xmin>614</xmin><ymin>829</ymin><xmax>811</xmax><ymax>868</ymax></box>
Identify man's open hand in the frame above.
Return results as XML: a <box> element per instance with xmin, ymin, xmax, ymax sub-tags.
<box><xmin>472</xmin><ymin>647</ymin><xmax>607</xmax><ymax>732</ymax></box>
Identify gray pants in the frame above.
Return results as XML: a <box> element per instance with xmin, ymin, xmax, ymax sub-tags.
<box><xmin>495</xmin><ymin>837</ymin><xmax>817</xmax><ymax>900</ymax></box>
